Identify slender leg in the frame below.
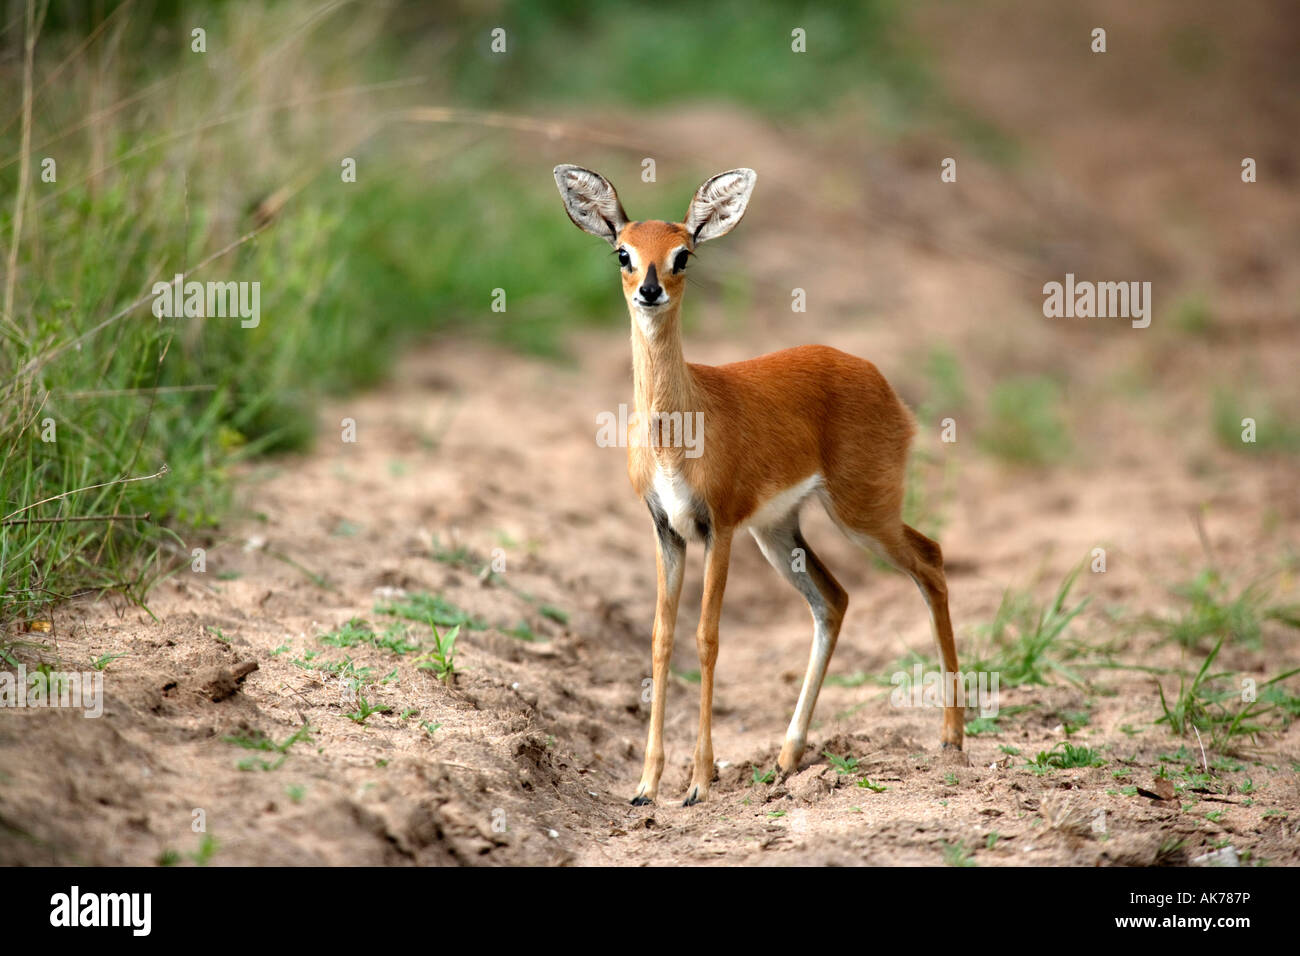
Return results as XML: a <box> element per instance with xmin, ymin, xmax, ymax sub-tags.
<box><xmin>632</xmin><ymin>507</ymin><xmax>686</xmax><ymax>805</ymax></box>
<box><xmin>751</xmin><ymin>515</ymin><xmax>849</xmax><ymax>776</ymax></box>
<box><xmin>895</xmin><ymin>525</ymin><xmax>963</xmax><ymax>750</ymax></box>
<box><xmin>683</xmin><ymin>526</ymin><xmax>733</xmax><ymax>805</ymax></box>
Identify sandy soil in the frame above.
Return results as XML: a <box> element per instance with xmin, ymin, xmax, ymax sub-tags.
<box><xmin>2</xmin><ymin>0</ymin><xmax>1298</xmax><ymax>866</ymax></box>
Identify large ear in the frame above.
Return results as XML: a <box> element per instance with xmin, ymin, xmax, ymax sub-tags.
<box><xmin>682</xmin><ymin>168</ymin><xmax>756</xmax><ymax>244</ymax></box>
<box><xmin>553</xmin><ymin>165</ymin><xmax>629</xmax><ymax>246</ymax></box>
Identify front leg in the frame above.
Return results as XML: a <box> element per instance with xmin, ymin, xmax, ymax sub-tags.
<box><xmin>633</xmin><ymin>502</ymin><xmax>686</xmax><ymax>805</ymax></box>
<box><xmin>684</xmin><ymin>525</ymin><xmax>733</xmax><ymax>806</ymax></box>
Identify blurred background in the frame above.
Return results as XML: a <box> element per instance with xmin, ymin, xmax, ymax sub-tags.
<box><xmin>1</xmin><ymin>0</ymin><xmax>1297</xmax><ymax>637</ymax></box>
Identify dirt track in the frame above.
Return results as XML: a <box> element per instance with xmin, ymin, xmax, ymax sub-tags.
<box><xmin>3</xmin><ymin>1</ymin><xmax>1299</xmax><ymax>866</ymax></box>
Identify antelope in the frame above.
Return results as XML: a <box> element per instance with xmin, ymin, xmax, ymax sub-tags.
<box><xmin>553</xmin><ymin>164</ymin><xmax>962</xmax><ymax>806</ymax></box>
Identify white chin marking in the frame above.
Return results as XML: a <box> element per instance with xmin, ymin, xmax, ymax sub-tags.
<box><xmin>634</xmin><ymin>301</ymin><xmax>668</xmax><ymax>336</ymax></box>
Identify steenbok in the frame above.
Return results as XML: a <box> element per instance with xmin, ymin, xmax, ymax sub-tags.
<box><xmin>554</xmin><ymin>165</ymin><xmax>961</xmax><ymax>805</ymax></box>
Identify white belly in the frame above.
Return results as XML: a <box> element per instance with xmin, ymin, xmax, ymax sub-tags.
<box><xmin>742</xmin><ymin>473</ymin><xmax>822</xmax><ymax>531</ymax></box>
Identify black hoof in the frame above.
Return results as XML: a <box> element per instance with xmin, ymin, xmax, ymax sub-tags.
<box><xmin>630</xmin><ymin>795</ymin><xmax>653</xmax><ymax>806</ymax></box>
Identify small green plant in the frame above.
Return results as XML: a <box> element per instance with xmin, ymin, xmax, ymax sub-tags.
<box><xmin>1028</xmin><ymin>742</ymin><xmax>1106</xmax><ymax>773</ymax></box>
<box><xmin>431</xmin><ymin>536</ymin><xmax>474</xmax><ymax>568</ymax></box>
<box><xmin>225</xmin><ymin>723</ymin><xmax>314</xmax><ymax>771</ymax></box>
<box><xmin>416</xmin><ymin>623</ymin><xmax>461</xmax><ymax>686</ymax></box>
<box><xmin>943</xmin><ymin>771</ymin><xmax>958</xmax><ymax>786</ymax></box>
<box><xmin>824</xmin><ymin>751</ymin><xmax>859</xmax><ymax>775</ymax></box>
<box><xmin>91</xmin><ymin>653</ymin><xmax>127</xmax><ymax>671</ymax></box>
<box><xmin>857</xmin><ymin>778</ymin><xmax>888</xmax><ymax>793</ymax></box>
<box><xmin>751</xmin><ymin>765</ymin><xmax>775</xmax><ymax>785</ymax></box>
<box><xmin>318</xmin><ymin>617</ymin><xmax>376</xmax><ymax>648</ymax></box>
<box><xmin>941</xmin><ymin>840</ymin><xmax>975</xmax><ymax>867</ymax></box>
<box><xmin>420</xmin><ymin>720</ymin><xmax>442</xmax><ymax>735</ymax></box>
<box><xmin>1059</xmin><ymin>709</ymin><xmax>1091</xmax><ymax>735</ymax></box>
<box><xmin>189</xmin><ymin>834</ymin><xmax>219</xmax><ymax>866</ymax></box>
<box><xmin>539</xmin><ymin>605</ymin><xmax>568</xmax><ymax>625</ymax></box>
<box><xmin>965</xmin><ymin>716</ymin><xmax>1000</xmax><ymax>736</ymax></box>
<box><xmin>345</xmin><ymin>697</ymin><xmax>392</xmax><ymax>724</ymax></box>
<box><xmin>318</xmin><ymin>617</ymin><xmax>421</xmax><ymax>654</ymax></box>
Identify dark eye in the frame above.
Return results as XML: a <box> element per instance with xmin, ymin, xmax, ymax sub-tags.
<box><xmin>617</xmin><ymin>249</ymin><xmax>631</xmax><ymax>269</ymax></box>
<box><xmin>672</xmin><ymin>250</ymin><xmax>690</xmax><ymax>273</ymax></box>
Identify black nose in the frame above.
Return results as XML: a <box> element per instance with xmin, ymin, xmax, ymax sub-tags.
<box><xmin>638</xmin><ymin>264</ymin><xmax>662</xmax><ymax>302</ymax></box>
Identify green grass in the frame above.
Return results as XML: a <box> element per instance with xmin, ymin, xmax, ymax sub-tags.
<box><xmin>0</xmin><ymin>5</ymin><xmax>643</xmax><ymax>631</ymax></box>
<box><xmin>1028</xmin><ymin>742</ymin><xmax>1106</xmax><ymax>773</ymax></box>
<box><xmin>1156</xmin><ymin>637</ymin><xmax>1300</xmax><ymax>751</ymax></box>
<box><xmin>967</xmin><ymin>567</ymin><xmax>1090</xmax><ymax>687</ymax></box>
<box><xmin>895</xmin><ymin>346</ymin><xmax>965</xmax><ymax>545</ymax></box>
<box><xmin>965</xmin><ymin>716</ymin><xmax>1000</xmax><ymax>736</ymax></box>
<box><xmin>978</xmin><ymin>377</ymin><xmax>1071</xmax><ymax>466</ymax></box>
<box><xmin>439</xmin><ymin>0</ymin><xmax>927</xmax><ymax>118</ymax></box>
<box><xmin>923</xmin><ymin>346</ymin><xmax>968</xmax><ymax>415</ymax></box>
<box><xmin>318</xmin><ymin>617</ymin><xmax>422</xmax><ymax>655</ymax></box>
<box><xmin>1148</xmin><ymin>569</ymin><xmax>1300</xmax><ymax>651</ymax></box>
<box><xmin>1212</xmin><ymin>388</ymin><xmax>1300</xmax><ymax>455</ymax></box>
<box><xmin>375</xmin><ymin>593</ymin><xmax>485</xmax><ymax>631</ymax></box>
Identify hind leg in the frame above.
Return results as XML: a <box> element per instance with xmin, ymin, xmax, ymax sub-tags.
<box><xmin>750</xmin><ymin>514</ymin><xmax>849</xmax><ymax>775</ymax></box>
<box><xmin>831</xmin><ymin>509</ymin><xmax>964</xmax><ymax>752</ymax></box>
<box><xmin>886</xmin><ymin>525</ymin><xmax>963</xmax><ymax>750</ymax></box>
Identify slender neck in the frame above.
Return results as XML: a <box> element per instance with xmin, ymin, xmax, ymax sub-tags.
<box><xmin>630</xmin><ymin>303</ymin><xmax>693</xmax><ymax>418</ymax></box>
